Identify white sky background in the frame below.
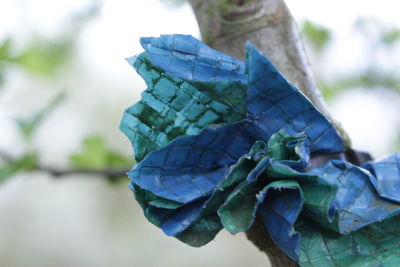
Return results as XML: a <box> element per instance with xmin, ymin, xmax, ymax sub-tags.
<box><xmin>0</xmin><ymin>1</ymin><xmax>400</xmax><ymax>267</ymax></box>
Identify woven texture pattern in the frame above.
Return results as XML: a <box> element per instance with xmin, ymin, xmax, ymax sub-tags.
<box><xmin>140</xmin><ymin>34</ymin><xmax>246</xmax><ymax>83</ymax></box>
<box><xmin>121</xmin><ymin>53</ymin><xmax>246</xmax><ymax>161</ymax></box>
<box><xmin>120</xmin><ymin>34</ymin><xmax>400</xmax><ymax>266</ymax></box>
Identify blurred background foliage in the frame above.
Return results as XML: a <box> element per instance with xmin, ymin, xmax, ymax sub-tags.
<box><xmin>0</xmin><ymin>4</ymin><xmax>100</xmax><ymax>78</ymax></box>
<box><xmin>299</xmin><ymin>17</ymin><xmax>400</xmax><ymax>152</ymax></box>
<box><xmin>70</xmin><ymin>136</ymin><xmax>131</xmax><ymax>171</ymax></box>
<box><xmin>301</xmin><ymin>18</ymin><xmax>400</xmax><ymax>100</ymax></box>
<box><xmin>0</xmin><ymin>0</ymin><xmax>399</xmax><ymax>266</ymax></box>
<box><xmin>0</xmin><ymin>2</ymin><xmax>132</xmax><ymax>183</ymax></box>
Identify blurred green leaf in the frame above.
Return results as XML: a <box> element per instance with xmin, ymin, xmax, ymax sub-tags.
<box><xmin>16</xmin><ymin>91</ymin><xmax>65</xmax><ymax>141</ymax></box>
<box><xmin>0</xmin><ymin>38</ymin><xmax>12</xmax><ymax>86</ymax></box>
<box><xmin>70</xmin><ymin>137</ymin><xmax>108</xmax><ymax>169</ymax></box>
<box><xmin>0</xmin><ymin>36</ymin><xmax>73</xmax><ymax>77</ymax></box>
<box><xmin>320</xmin><ymin>69</ymin><xmax>400</xmax><ymax>100</ymax></box>
<box><xmin>0</xmin><ymin>38</ymin><xmax>12</xmax><ymax>61</ymax></box>
<box><xmin>0</xmin><ymin>4</ymin><xmax>100</xmax><ymax>78</ymax></box>
<box><xmin>108</xmin><ymin>152</ymin><xmax>131</xmax><ymax>167</ymax></box>
<box><xmin>70</xmin><ymin>136</ymin><xmax>131</xmax><ymax>170</ymax></box>
<box><xmin>301</xmin><ymin>20</ymin><xmax>331</xmax><ymax>51</ymax></box>
<box><xmin>382</xmin><ymin>29</ymin><xmax>400</xmax><ymax>45</ymax></box>
<box><xmin>0</xmin><ymin>153</ymin><xmax>37</xmax><ymax>183</ymax></box>
<box><xmin>319</xmin><ymin>82</ymin><xmax>343</xmax><ymax>101</ymax></box>
<box><xmin>12</xmin><ymin>38</ymin><xmax>72</xmax><ymax>76</ymax></box>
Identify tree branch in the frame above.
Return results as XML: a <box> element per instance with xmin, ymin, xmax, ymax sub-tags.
<box><xmin>36</xmin><ymin>166</ymin><xmax>130</xmax><ymax>178</ymax></box>
<box><xmin>0</xmin><ymin>149</ymin><xmax>130</xmax><ymax>179</ymax></box>
<box><xmin>188</xmin><ymin>0</ymin><xmax>353</xmax><ymax>266</ymax></box>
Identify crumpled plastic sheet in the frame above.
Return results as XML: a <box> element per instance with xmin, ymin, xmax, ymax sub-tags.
<box><xmin>121</xmin><ymin>52</ymin><xmax>247</xmax><ymax>161</ymax></box>
<box><xmin>120</xmin><ymin>34</ymin><xmax>400</xmax><ymax>266</ymax></box>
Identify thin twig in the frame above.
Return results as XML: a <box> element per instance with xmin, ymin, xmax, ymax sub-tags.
<box><xmin>37</xmin><ymin>166</ymin><xmax>130</xmax><ymax>178</ymax></box>
<box><xmin>0</xmin><ymin>149</ymin><xmax>130</xmax><ymax>179</ymax></box>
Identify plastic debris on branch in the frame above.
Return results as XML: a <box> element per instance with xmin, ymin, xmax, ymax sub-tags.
<box><xmin>120</xmin><ymin>34</ymin><xmax>400</xmax><ymax>266</ymax></box>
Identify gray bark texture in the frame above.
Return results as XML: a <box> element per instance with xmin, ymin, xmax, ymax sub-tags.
<box><xmin>187</xmin><ymin>0</ymin><xmax>352</xmax><ymax>266</ymax></box>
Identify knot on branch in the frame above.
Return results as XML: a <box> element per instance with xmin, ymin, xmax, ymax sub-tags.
<box><xmin>218</xmin><ymin>0</ymin><xmax>264</xmax><ymax>22</ymax></box>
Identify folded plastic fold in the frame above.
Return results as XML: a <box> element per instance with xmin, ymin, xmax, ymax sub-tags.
<box><xmin>120</xmin><ymin>34</ymin><xmax>400</xmax><ymax>266</ymax></box>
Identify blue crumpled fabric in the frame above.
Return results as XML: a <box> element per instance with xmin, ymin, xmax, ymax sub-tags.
<box><xmin>120</xmin><ymin>34</ymin><xmax>400</xmax><ymax>266</ymax></box>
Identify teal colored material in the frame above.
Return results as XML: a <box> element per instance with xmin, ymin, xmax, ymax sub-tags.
<box><xmin>121</xmin><ymin>53</ymin><xmax>247</xmax><ymax>161</ymax></box>
<box><xmin>120</xmin><ymin>34</ymin><xmax>400</xmax><ymax>266</ymax></box>
<box><xmin>298</xmin><ymin>215</ymin><xmax>400</xmax><ymax>266</ymax></box>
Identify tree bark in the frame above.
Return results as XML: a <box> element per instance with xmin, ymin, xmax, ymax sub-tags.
<box><xmin>188</xmin><ymin>0</ymin><xmax>351</xmax><ymax>266</ymax></box>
